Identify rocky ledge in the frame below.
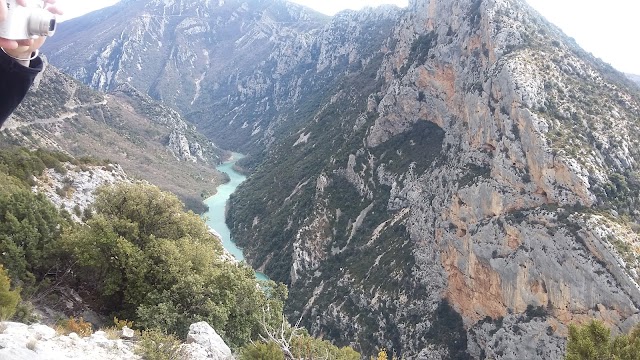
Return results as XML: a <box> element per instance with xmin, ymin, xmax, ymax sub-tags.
<box><xmin>0</xmin><ymin>321</ymin><xmax>232</xmax><ymax>360</ymax></box>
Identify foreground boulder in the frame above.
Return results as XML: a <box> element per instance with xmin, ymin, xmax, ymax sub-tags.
<box><xmin>182</xmin><ymin>322</ymin><xmax>233</xmax><ymax>360</ymax></box>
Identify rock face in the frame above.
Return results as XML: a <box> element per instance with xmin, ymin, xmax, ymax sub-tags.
<box><xmin>627</xmin><ymin>73</ymin><xmax>640</xmax><ymax>88</ymax></box>
<box><xmin>33</xmin><ymin>163</ymin><xmax>129</xmax><ymax>222</ymax></box>
<box><xmin>43</xmin><ymin>0</ymin><xmax>403</xmax><ymax>153</ymax></box>
<box><xmin>44</xmin><ymin>0</ymin><xmax>640</xmax><ymax>358</ymax></box>
<box><xmin>225</xmin><ymin>0</ymin><xmax>640</xmax><ymax>358</ymax></box>
<box><xmin>43</xmin><ymin>0</ymin><xmax>326</xmax><ymax>151</ymax></box>
<box><xmin>0</xmin><ymin>321</ymin><xmax>232</xmax><ymax>360</ymax></box>
<box><xmin>0</xmin><ymin>322</ymin><xmax>138</xmax><ymax>360</ymax></box>
<box><xmin>183</xmin><ymin>322</ymin><xmax>233</xmax><ymax>360</ymax></box>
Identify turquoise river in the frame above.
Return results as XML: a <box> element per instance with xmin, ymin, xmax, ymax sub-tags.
<box><xmin>203</xmin><ymin>154</ymin><xmax>268</xmax><ymax>281</ymax></box>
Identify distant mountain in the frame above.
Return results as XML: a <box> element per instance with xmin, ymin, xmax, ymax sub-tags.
<box><xmin>1</xmin><ymin>61</ymin><xmax>227</xmax><ymax>212</ymax></box>
<box><xmin>627</xmin><ymin>73</ymin><xmax>640</xmax><ymax>87</ymax></box>
<box><xmin>44</xmin><ymin>0</ymin><xmax>332</xmax><ymax>152</ymax></box>
<box><xmin>42</xmin><ymin>0</ymin><xmax>640</xmax><ymax>358</ymax></box>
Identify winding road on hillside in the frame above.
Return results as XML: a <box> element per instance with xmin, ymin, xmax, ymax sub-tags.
<box><xmin>2</xmin><ymin>83</ymin><xmax>108</xmax><ymax>130</ymax></box>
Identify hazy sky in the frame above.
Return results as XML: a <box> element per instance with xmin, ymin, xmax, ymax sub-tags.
<box><xmin>54</xmin><ymin>0</ymin><xmax>639</xmax><ymax>74</ymax></box>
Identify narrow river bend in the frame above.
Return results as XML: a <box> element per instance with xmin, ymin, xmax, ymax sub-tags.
<box><xmin>203</xmin><ymin>154</ymin><xmax>268</xmax><ymax>281</ymax></box>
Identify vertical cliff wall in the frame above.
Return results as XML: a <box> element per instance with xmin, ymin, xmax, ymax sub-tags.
<box><xmin>229</xmin><ymin>0</ymin><xmax>640</xmax><ymax>357</ymax></box>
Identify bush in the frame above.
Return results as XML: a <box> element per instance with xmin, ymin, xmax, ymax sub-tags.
<box><xmin>239</xmin><ymin>341</ymin><xmax>284</xmax><ymax>360</ymax></box>
<box><xmin>291</xmin><ymin>334</ymin><xmax>360</xmax><ymax>360</ymax></box>
<box><xmin>135</xmin><ymin>329</ymin><xmax>185</xmax><ymax>360</ymax></box>
<box><xmin>11</xmin><ymin>301</ymin><xmax>38</xmax><ymax>324</ymax></box>
<box><xmin>114</xmin><ymin>317</ymin><xmax>134</xmax><ymax>330</ymax></box>
<box><xmin>238</xmin><ymin>326</ymin><xmax>360</xmax><ymax>360</ymax></box>
<box><xmin>58</xmin><ymin>183</ymin><xmax>287</xmax><ymax>348</ymax></box>
<box><xmin>0</xmin><ymin>184</ymin><xmax>66</xmax><ymax>289</ymax></box>
<box><xmin>56</xmin><ymin>317</ymin><xmax>93</xmax><ymax>337</ymax></box>
<box><xmin>0</xmin><ymin>265</ymin><xmax>20</xmax><ymax>320</ymax></box>
<box><xmin>566</xmin><ymin>320</ymin><xmax>640</xmax><ymax>360</ymax></box>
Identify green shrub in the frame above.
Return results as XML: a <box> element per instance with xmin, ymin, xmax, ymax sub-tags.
<box><xmin>11</xmin><ymin>301</ymin><xmax>38</xmax><ymax>324</ymax></box>
<box><xmin>0</xmin><ymin>181</ymin><xmax>66</xmax><ymax>289</ymax></box>
<box><xmin>0</xmin><ymin>265</ymin><xmax>20</xmax><ymax>320</ymax></box>
<box><xmin>239</xmin><ymin>341</ymin><xmax>284</xmax><ymax>360</ymax></box>
<box><xmin>291</xmin><ymin>334</ymin><xmax>360</xmax><ymax>360</ymax></box>
<box><xmin>566</xmin><ymin>320</ymin><xmax>640</xmax><ymax>360</ymax></box>
<box><xmin>238</xmin><ymin>330</ymin><xmax>360</xmax><ymax>360</ymax></box>
<box><xmin>59</xmin><ymin>183</ymin><xmax>287</xmax><ymax>347</ymax></box>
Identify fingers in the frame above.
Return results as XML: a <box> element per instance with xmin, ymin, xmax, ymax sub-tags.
<box><xmin>16</xmin><ymin>39</ymin><xmax>34</xmax><ymax>47</ymax></box>
<box><xmin>45</xmin><ymin>4</ymin><xmax>63</xmax><ymax>15</ymax></box>
<box><xmin>0</xmin><ymin>38</ymin><xmax>18</xmax><ymax>49</ymax></box>
<box><xmin>7</xmin><ymin>40</ymin><xmax>32</xmax><ymax>54</ymax></box>
<box><xmin>16</xmin><ymin>0</ymin><xmax>27</xmax><ymax>6</ymax></box>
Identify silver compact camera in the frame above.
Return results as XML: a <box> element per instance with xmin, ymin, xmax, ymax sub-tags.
<box><xmin>0</xmin><ymin>0</ymin><xmax>56</xmax><ymax>40</ymax></box>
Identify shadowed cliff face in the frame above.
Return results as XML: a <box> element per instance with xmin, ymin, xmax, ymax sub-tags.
<box><xmin>44</xmin><ymin>0</ymin><xmax>640</xmax><ymax>358</ymax></box>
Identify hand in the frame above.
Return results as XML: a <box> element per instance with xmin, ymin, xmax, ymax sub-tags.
<box><xmin>0</xmin><ymin>0</ymin><xmax>62</xmax><ymax>53</ymax></box>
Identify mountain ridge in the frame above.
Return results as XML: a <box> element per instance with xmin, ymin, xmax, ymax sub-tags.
<box><xmin>42</xmin><ymin>0</ymin><xmax>408</xmax><ymax>154</ymax></box>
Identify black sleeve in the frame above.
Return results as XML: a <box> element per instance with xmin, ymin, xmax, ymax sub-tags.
<box><xmin>0</xmin><ymin>50</ymin><xmax>43</xmax><ymax>128</ymax></box>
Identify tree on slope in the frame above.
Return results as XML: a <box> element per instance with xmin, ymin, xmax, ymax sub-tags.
<box><xmin>566</xmin><ymin>320</ymin><xmax>640</xmax><ymax>360</ymax></box>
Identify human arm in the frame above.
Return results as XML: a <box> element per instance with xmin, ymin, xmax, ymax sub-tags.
<box><xmin>0</xmin><ymin>47</ymin><xmax>43</xmax><ymax>127</ymax></box>
<box><xmin>0</xmin><ymin>0</ymin><xmax>61</xmax><ymax>127</ymax></box>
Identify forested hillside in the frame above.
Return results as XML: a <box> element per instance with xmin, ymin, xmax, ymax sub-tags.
<box><xmin>0</xmin><ymin>148</ymin><xmax>280</xmax><ymax>344</ymax></box>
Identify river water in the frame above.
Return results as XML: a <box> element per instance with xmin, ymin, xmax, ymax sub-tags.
<box><xmin>203</xmin><ymin>154</ymin><xmax>268</xmax><ymax>281</ymax></box>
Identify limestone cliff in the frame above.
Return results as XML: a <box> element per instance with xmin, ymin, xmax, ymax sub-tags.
<box><xmin>228</xmin><ymin>0</ymin><xmax>640</xmax><ymax>358</ymax></box>
<box><xmin>44</xmin><ymin>0</ymin><xmax>331</xmax><ymax>152</ymax></box>
<box><xmin>33</xmin><ymin>163</ymin><xmax>129</xmax><ymax>222</ymax></box>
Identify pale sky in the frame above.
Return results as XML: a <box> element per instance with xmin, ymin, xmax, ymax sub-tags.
<box><xmin>56</xmin><ymin>0</ymin><xmax>639</xmax><ymax>74</ymax></box>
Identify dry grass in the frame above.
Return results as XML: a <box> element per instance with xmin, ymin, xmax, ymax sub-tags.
<box><xmin>56</xmin><ymin>317</ymin><xmax>93</xmax><ymax>337</ymax></box>
<box><xmin>103</xmin><ymin>326</ymin><xmax>121</xmax><ymax>340</ymax></box>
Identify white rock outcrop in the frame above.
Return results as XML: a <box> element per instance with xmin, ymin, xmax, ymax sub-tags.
<box><xmin>0</xmin><ymin>322</ymin><xmax>138</xmax><ymax>360</ymax></box>
<box><xmin>32</xmin><ymin>163</ymin><xmax>129</xmax><ymax>222</ymax></box>
<box><xmin>0</xmin><ymin>321</ymin><xmax>233</xmax><ymax>360</ymax></box>
<box><xmin>182</xmin><ymin>322</ymin><xmax>233</xmax><ymax>360</ymax></box>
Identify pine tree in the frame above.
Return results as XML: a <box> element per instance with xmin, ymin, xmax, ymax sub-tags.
<box><xmin>566</xmin><ymin>320</ymin><xmax>640</xmax><ymax>360</ymax></box>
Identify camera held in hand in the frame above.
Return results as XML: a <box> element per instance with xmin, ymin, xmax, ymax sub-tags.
<box><xmin>0</xmin><ymin>0</ymin><xmax>56</xmax><ymax>40</ymax></box>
